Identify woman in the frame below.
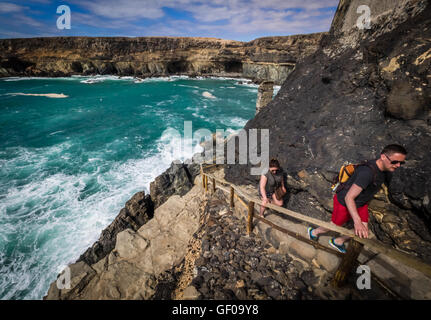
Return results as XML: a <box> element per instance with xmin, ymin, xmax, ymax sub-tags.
<box><xmin>259</xmin><ymin>158</ymin><xmax>286</xmax><ymax>217</ymax></box>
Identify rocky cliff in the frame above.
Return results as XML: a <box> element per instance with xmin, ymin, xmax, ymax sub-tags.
<box><xmin>225</xmin><ymin>0</ymin><xmax>431</xmax><ymax>262</ymax></box>
<box><xmin>0</xmin><ymin>34</ymin><xmax>324</xmax><ymax>84</ymax></box>
<box><xmin>43</xmin><ymin>0</ymin><xmax>431</xmax><ymax>300</ymax></box>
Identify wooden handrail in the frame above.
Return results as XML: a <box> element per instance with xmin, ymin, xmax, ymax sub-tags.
<box><xmin>201</xmin><ymin>171</ymin><xmax>431</xmax><ymax>279</ymax></box>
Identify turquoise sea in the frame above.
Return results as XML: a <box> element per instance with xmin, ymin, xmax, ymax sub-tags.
<box><xmin>0</xmin><ymin>75</ymin><xmax>274</xmax><ymax>300</ymax></box>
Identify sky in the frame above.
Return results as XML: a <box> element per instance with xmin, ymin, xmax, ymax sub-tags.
<box><xmin>0</xmin><ymin>0</ymin><xmax>339</xmax><ymax>41</ymax></box>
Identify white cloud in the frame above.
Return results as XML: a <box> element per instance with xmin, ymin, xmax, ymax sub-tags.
<box><xmin>71</xmin><ymin>0</ymin><xmax>165</xmax><ymax>20</ymax></box>
<box><xmin>0</xmin><ymin>2</ymin><xmax>27</xmax><ymax>13</ymax></box>
<box><xmin>0</xmin><ymin>0</ymin><xmax>339</xmax><ymax>39</ymax></box>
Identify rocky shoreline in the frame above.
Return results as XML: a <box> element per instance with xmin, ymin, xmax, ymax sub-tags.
<box><xmin>0</xmin><ymin>34</ymin><xmax>325</xmax><ymax>85</ymax></box>
<box><xmin>73</xmin><ymin>162</ymin><xmax>201</xmax><ymax>270</ymax></box>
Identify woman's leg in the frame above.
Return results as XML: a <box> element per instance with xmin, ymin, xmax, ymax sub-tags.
<box><xmin>260</xmin><ymin>195</ymin><xmax>271</xmax><ymax>217</ymax></box>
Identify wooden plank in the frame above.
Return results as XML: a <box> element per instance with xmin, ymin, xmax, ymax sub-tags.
<box><xmin>253</xmin><ymin>214</ymin><xmax>344</xmax><ymax>257</ymax></box>
<box><xmin>207</xmin><ymin>176</ymin><xmax>247</xmax><ymax>209</ymax></box>
<box><xmin>235</xmin><ymin>193</ymin><xmax>248</xmax><ymax>210</ymax></box>
<box><xmin>247</xmin><ymin>201</ymin><xmax>254</xmax><ymax>235</ymax></box>
<box><xmin>200</xmin><ymin>166</ymin><xmax>205</xmax><ymax>193</ymax></box>
<box><xmin>331</xmin><ymin>239</ymin><xmax>364</xmax><ymax>287</ymax></box>
<box><xmin>230</xmin><ymin>186</ymin><xmax>235</xmax><ymax>208</ymax></box>
<box><xmin>212</xmin><ymin>178</ymin><xmax>216</xmax><ymax>193</ymax></box>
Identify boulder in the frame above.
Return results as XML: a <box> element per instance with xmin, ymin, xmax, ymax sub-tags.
<box><xmin>150</xmin><ymin>162</ymin><xmax>200</xmax><ymax>209</ymax></box>
<box><xmin>77</xmin><ymin>190</ymin><xmax>154</xmax><ymax>266</ymax></box>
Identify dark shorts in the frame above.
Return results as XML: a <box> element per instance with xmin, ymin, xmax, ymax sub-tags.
<box><xmin>258</xmin><ymin>188</ymin><xmax>273</xmax><ymax>199</ymax></box>
<box><xmin>331</xmin><ymin>194</ymin><xmax>369</xmax><ymax>226</ymax></box>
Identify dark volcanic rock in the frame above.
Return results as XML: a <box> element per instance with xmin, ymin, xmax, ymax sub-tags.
<box><xmin>225</xmin><ymin>1</ymin><xmax>431</xmax><ymax>262</ymax></box>
<box><xmin>77</xmin><ymin>191</ymin><xmax>154</xmax><ymax>265</ymax></box>
<box><xmin>150</xmin><ymin>162</ymin><xmax>200</xmax><ymax>209</ymax></box>
<box><xmin>187</xmin><ymin>190</ymin><xmax>321</xmax><ymax>300</ymax></box>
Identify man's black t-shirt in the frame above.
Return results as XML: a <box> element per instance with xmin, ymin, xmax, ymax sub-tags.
<box><xmin>337</xmin><ymin>160</ymin><xmax>392</xmax><ymax>207</ymax></box>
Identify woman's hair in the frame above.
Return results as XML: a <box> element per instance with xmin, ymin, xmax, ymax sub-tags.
<box><xmin>269</xmin><ymin>158</ymin><xmax>280</xmax><ymax>168</ymax></box>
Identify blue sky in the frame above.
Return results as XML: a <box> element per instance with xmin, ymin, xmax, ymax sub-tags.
<box><xmin>0</xmin><ymin>0</ymin><xmax>339</xmax><ymax>41</ymax></box>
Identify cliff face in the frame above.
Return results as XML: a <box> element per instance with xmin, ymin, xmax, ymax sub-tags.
<box><xmin>0</xmin><ymin>34</ymin><xmax>324</xmax><ymax>84</ymax></box>
<box><xmin>42</xmin><ymin>0</ymin><xmax>431</xmax><ymax>300</ymax></box>
<box><xmin>45</xmin><ymin>178</ymin><xmax>205</xmax><ymax>300</ymax></box>
<box><xmin>225</xmin><ymin>0</ymin><xmax>431</xmax><ymax>262</ymax></box>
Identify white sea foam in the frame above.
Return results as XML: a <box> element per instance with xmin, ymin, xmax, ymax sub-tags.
<box><xmin>80</xmin><ymin>75</ymin><xmax>121</xmax><ymax>83</ymax></box>
<box><xmin>192</xmin><ymin>112</ymin><xmax>206</xmax><ymax>119</ymax></box>
<box><xmin>176</xmin><ymin>84</ymin><xmax>200</xmax><ymax>89</ymax></box>
<box><xmin>226</xmin><ymin>116</ymin><xmax>248</xmax><ymax>127</ymax></box>
<box><xmin>6</xmin><ymin>93</ymin><xmax>68</xmax><ymax>98</ymax></box>
<box><xmin>49</xmin><ymin>130</ymin><xmax>64</xmax><ymax>136</ymax></box>
<box><xmin>0</xmin><ymin>136</ymin><xmax>199</xmax><ymax>299</ymax></box>
<box><xmin>202</xmin><ymin>91</ymin><xmax>216</xmax><ymax>99</ymax></box>
<box><xmin>238</xmin><ymin>81</ymin><xmax>259</xmax><ymax>89</ymax></box>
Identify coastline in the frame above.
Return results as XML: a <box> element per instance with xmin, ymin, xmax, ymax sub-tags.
<box><xmin>0</xmin><ymin>34</ymin><xmax>325</xmax><ymax>85</ymax></box>
<box><xmin>0</xmin><ymin>74</ymin><xmax>258</xmax><ymax>299</ymax></box>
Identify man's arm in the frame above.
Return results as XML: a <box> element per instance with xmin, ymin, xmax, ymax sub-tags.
<box><xmin>345</xmin><ymin>184</ymin><xmax>369</xmax><ymax>238</ymax></box>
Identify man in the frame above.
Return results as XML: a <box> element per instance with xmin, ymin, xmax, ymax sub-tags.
<box><xmin>308</xmin><ymin>144</ymin><xmax>407</xmax><ymax>253</ymax></box>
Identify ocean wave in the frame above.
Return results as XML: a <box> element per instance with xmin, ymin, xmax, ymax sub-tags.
<box><xmin>6</xmin><ymin>93</ymin><xmax>68</xmax><ymax>98</ymax></box>
<box><xmin>176</xmin><ymin>84</ymin><xmax>201</xmax><ymax>89</ymax></box>
<box><xmin>157</xmin><ymin>127</ymin><xmax>204</xmax><ymax>165</ymax></box>
<box><xmin>222</xmin><ymin>116</ymin><xmax>248</xmax><ymax>128</ymax></box>
<box><xmin>0</xmin><ymin>138</ymin><xmax>188</xmax><ymax>299</ymax></box>
<box><xmin>238</xmin><ymin>82</ymin><xmax>259</xmax><ymax>89</ymax></box>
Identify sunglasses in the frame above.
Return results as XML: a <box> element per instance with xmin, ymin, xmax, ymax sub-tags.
<box><xmin>384</xmin><ymin>154</ymin><xmax>405</xmax><ymax>165</ymax></box>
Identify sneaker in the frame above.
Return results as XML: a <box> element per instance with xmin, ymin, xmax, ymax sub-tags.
<box><xmin>329</xmin><ymin>238</ymin><xmax>347</xmax><ymax>253</ymax></box>
<box><xmin>307</xmin><ymin>227</ymin><xmax>318</xmax><ymax>241</ymax></box>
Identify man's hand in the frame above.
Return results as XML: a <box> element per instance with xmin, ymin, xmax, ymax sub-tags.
<box><xmin>354</xmin><ymin>219</ymin><xmax>368</xmax><ymax>238</ymax></box>
<box><xmin>261</xmin><ymin>197</ymin><xmax>269</xmax><ymax>206</ymax></box>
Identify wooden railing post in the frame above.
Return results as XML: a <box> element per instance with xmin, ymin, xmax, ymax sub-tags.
<box><xmin>230</xmin><ymin>186</ymin><xmax>235</xmax><ymax>208</ymax></box>
<box><xmin>331</xmin><ymin>239</ymin><xmax>364</xmax><ymax>287</ymax></box>
<box><xmin>204</xmin><ymin>175</ymin><xmax>208</xmax><ymax>193</ymax></box>
<box><xmin>212</xmin><ymin>178</ymin><xmax>216</xmax><ymax>193</ymax></box>
<box><xmin>247</xmin><ymin>201</ymin><xmax>255</xmax><ymax>235</ymax></box>
<box><xmin>201</xmin><ymin>167</ymin><xmax>205</xmax><ymax>193</ymax></box>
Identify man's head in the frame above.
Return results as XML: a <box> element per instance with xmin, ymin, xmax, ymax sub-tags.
<box><xmin>379</xmin><ymin>144</ymin><xmax>407</xmax><ymax>172</ymax></box>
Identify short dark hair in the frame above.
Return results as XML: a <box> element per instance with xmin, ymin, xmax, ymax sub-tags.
<box><xmin>381</xmin><ymin>144</ymin><xmax>407</xmax><ymax>156</ymax></box>
<box><xmin>269</xmin><ymin>158</ymin><xmax>280</xmax><ymax>168</ymax></box>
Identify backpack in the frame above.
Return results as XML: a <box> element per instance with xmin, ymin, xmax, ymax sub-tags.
<box><xmin>331</xmin><ymin>161</ymin><xmax>377</xmax><ymax>193</ymax></box>
<box><xmin>269</xmin><ymin>171</ymin><xmax>286</xmax><ymax>200</ymax></box>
